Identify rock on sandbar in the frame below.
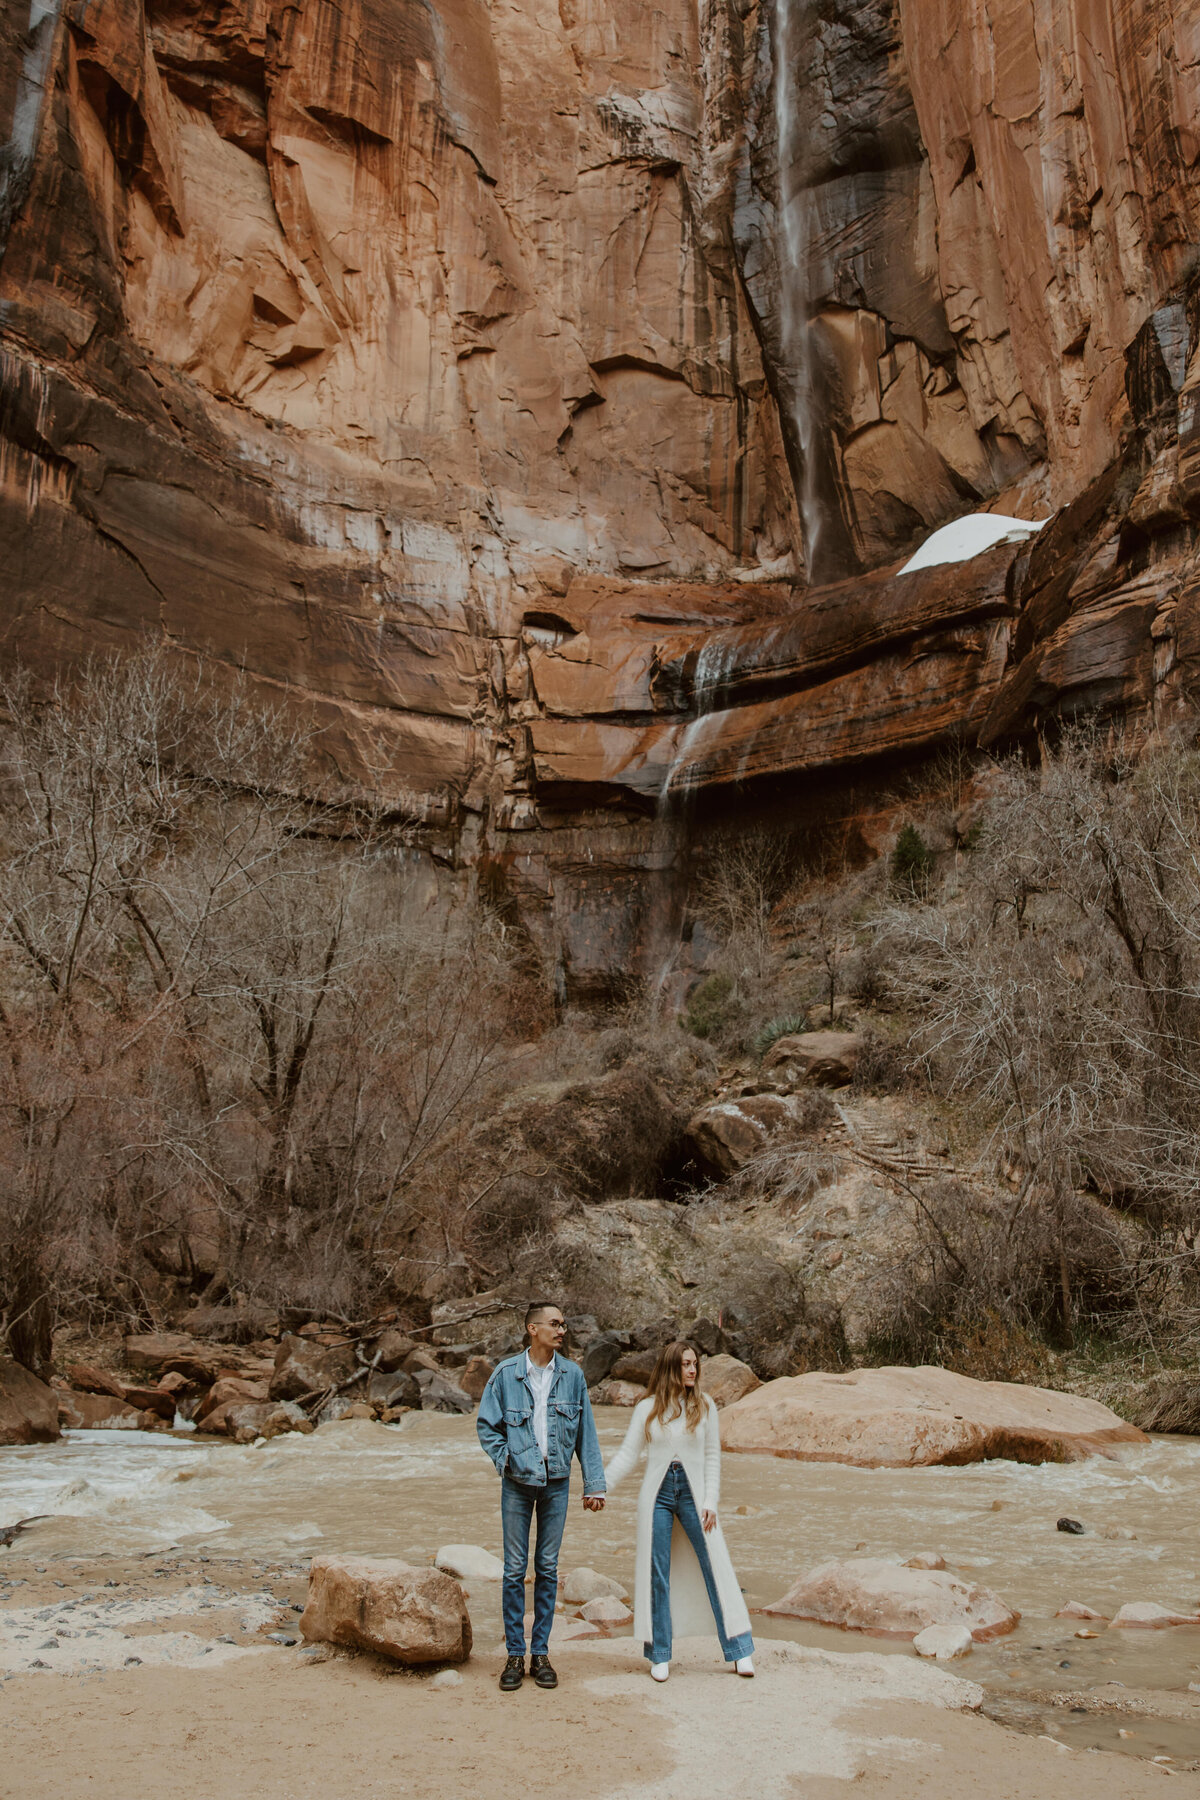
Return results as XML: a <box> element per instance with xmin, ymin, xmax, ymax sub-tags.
<box><xmin>1110</xmin><ymin>1602</ymin><xmax>1200</xmax><ymax>1629</ymax></box>
<box><xmin>719</xmin><ymin>1365</ymin><xmax>1146</xmax><ymax>1466</ymax></box>
<box><xmin>435</xmin><ymin>1544</ymin><xmax>503</xmax><ymax>1581</ymax></box>
<box><xmin>561</xmin><ymin>1567</ymin><xmax>629</xmax><ymax>1604</ymax></box>
<box><xmin>300</xmin><ymin>1556</ymin><xmax>472</xmax><ymax>1663</ymax></box>
<box><xmin>764</xmin><ymin>1557</ymin><xmax>1019</xmax><ymax>1641</ymax></box>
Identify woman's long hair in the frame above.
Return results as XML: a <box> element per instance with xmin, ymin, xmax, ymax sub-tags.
<box><xmin>643</xmin><ymin>1340</ymin><xmax>705</xmax><ymax>1439</ymax></box>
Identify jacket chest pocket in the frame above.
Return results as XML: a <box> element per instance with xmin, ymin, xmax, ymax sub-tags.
<box><xmin>553</xmin><ymin>1402</ymin><xmax>580</xmax><ymax>1425</ymax></box>
<box><xmin>505</xmin><ymin>1407</ymin><xmax>532</xmax><ymax>1428</ymax></box>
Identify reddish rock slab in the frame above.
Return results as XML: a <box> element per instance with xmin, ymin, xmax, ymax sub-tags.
<box><xmin>701</xmin><ymin>1355</ymin><xmax>761</xmax><ymax>1409</ymax></box>
<box><xmin>300</xmin><ymin>1556</ymin><xmax>472</xmax><ymax>1664</ymax></box>
<box><xmin>719</xmin><ymin>1366</ymin><xmax>1146</xmax><ymax>1467</ymax></box>
<box><xmin>57</xmin><ymin>1390</ymin><xmax>146</xmax><ymax>1430</ymax></box>
<box><xmin>123</xmin><ymin>1334</ymin><xmax>218</xmax><ymax>1385</ymax></box>
<box><xmin>0</xmin><ymin>1360</ymin><xmax>60</xmax><ymax>1445</ymax></box>
<box><xmin>762</xmin><ymin>1031</ymin><xmax>863</xmax><ymax>1087</ymax></box>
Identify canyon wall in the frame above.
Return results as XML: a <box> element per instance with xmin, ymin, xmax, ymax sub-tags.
<box><xmin>1</xmin><ymin>0</ymin><xmax>1199</xmax><ymax>996</ymax></box>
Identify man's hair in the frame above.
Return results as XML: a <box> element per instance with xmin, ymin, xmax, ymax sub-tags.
<box><xmin>524</xmin><ymin>1300</ymin><xmax>560</xmax><ymax>1331</ymax></box>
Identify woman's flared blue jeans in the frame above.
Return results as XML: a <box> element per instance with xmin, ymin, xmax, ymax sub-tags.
<box><xmin>645</xmin><ymin>1461</ymin><xmax>754</xmax><ymax>1665</ymax></box>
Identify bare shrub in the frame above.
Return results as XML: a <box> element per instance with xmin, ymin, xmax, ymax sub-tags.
<box><xmin>861</xmin><ymin>1176</ymin><xmax>1143</xmax><ymax>1371</ymax></box>
<box><xmin>0</xmin><ymin>655</ymin><xmax>534</xmax><ymax>1356</ymax></box>
<box><xmin>869</xmin><ymin>725</ymin><xmax>1200</xmax><ymax>1351</ymax></box>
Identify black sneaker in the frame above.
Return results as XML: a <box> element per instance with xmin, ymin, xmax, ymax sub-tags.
<box><xmin>530</xmin><ymin>1654</ymin><xmax>558</xmax><ymax>1689</ymax></box>
<box><xmin>499</xmin><ymin>1654</ymin><xmax>525</xmax><ymax>1691</ymax></box>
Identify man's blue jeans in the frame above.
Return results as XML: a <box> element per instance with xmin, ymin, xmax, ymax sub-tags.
<box><xmin>646</xmin><ymin>1462</ymin><xmax>754</xmax><ymax>1665</ymax></box>
<box><xmin>501</xmin><ymin>1475</ymin><xmax>571</xmax><ymax>1656</ymax></box>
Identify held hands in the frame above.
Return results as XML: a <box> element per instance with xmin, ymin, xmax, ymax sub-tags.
<box><xmin>583</xmin><ymin>1494</ymin><xmax>606</xmax><ymax>1512</ymax></box>
<box><xmin>701</xmin><ymin>1509</ymin><xmax>716</xmax><ymax>1534</ymax></box>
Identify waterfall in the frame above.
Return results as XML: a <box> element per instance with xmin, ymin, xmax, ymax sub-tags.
<box><xmin>644</xmin><ymin>634</ymin><xmax>739</xmax><ymax>997</ymax></box>
<box><xmin>770</xmin><ymin>0</ymin><xmax>824</xmax><ymax>583</ymax></box>
<box><xmin>0</xmin><ymin>0</ymin><xmax>64</xmax><ymax>259</ymax></box>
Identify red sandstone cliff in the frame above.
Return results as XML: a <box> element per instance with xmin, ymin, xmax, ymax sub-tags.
<box><xmin>1</xmin><ymin>0</ymin><xmax>1198</xmax><ymax>992</ymax></box>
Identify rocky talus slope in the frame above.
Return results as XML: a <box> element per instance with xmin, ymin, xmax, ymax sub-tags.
<box><xmin>1</xmin><ymin>0</ymin><xmax>1199</xmax><ymax>992</ymax></box>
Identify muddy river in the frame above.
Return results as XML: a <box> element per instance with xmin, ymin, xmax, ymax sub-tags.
<box><xmin>3</xmin><ymin>1411</ymin><xmax>1199</xmax><ymax>1760</ymax></box>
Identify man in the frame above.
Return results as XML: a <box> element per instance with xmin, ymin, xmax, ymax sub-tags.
<box><xmin>476</xmin><ymin>1300</ymin><xmax>606</xmax><ymax>1691</ymax></box>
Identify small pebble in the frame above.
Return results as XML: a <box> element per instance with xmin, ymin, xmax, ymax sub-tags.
<box><xmin>124</xmin><ymin>1656</ymin><xmax>142</xmax><ymax>1667</ymax></box>
<box><xmin>1056</xmin><ymin>1518</ymin><xmax>1085</xmax><ymax>1535</ymax></box>
<box><xmin>267</xmin><ymin>1632</ymin><xmax>298</xmax><ymax>1646</ymax></box>
<box><xmin>429</xmin><ymin>1668</ymin><xmax>463</xmax><ymax>1690</ymax></box>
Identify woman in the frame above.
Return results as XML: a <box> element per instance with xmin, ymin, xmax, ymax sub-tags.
<box><xmin>604</xmin><ymin>1340</ymin><xmax>755</xmax><ymax>1681</ymax></box>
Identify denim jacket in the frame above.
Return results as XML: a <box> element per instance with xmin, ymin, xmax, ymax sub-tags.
<box><xmin>476</xmin><ymin>1353</ymin><xmax>606</xmax><ymax>1493</ymax></box>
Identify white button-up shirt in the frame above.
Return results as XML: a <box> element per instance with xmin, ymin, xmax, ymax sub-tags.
<box><xmin>525</xmin><ymin>1351</ymin><xmax>556</xmax><ymax>1460</ymax></box>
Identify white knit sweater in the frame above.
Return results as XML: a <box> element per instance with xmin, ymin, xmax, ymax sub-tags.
<box><xmin>604</xmin><ymin>1396</ymin><xmax>751</xmax><ymax>1647</ymax></box>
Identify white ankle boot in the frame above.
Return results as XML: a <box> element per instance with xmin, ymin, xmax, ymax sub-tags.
<box><xmin>735</xmin><ymin>1656</ymin><xmax>755</xmax><ymax>1678</ymax></box>
<box><xmin>649</xmin><ymin>1662</ymin><xmax>670</xmax><ymax>1682</ymax></box>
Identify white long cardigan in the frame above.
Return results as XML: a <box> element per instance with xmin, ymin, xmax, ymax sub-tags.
<box><xmin>604</xmin><ymin>1396</ymin><xmax>753</xmax><ymax>1648</ymax></box>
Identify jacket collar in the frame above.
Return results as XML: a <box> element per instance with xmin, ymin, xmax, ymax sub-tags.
<box><xmin>517</xmin><ymin>1349</ymin><xmax>563</xmax><ymax>1388</ymax></box>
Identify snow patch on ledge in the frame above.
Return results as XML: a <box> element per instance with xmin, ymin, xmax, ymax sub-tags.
<box><xmin>899</xmin><ymin>512</ymin><xmax>1049</xmax><ymax>575</ymax></box>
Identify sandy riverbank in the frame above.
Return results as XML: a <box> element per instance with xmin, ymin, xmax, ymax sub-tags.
<box><xmin>5</xmin><ymin>1629</ymin><xmax>1197</xmax><ymax>1800</ymax></box>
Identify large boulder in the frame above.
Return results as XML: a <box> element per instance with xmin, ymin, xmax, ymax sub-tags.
<box><xmin>178</xmin><ymin>1303</ymin><xmax>274</xmax><ymax>1343</ymax></box>
<box><xmin>366</xmin><ymin>1369</ymin><xmax>422</xmax><ymax>1411</ymax></box>
<box><xmin>300</xmin><ymin>1556</ymin><xmax>472</xmax><ymax>1664</ymax></box>
<box><xmin>719</xmin><ymin>1366</ymin><xmax>1147</xmax><ymax>1466</ymax></box>
<box><xmin>268</xmin><ymin>1335</ymin><xmax>356</xmax><ymax>1403</ymax></box>
<box><xmin>123</xmin><ymin>1333</ymin><xmax>218</xmax><ymax>1385</ymax></box>
<box><xmin>459</xmin><ymin>1357</ymin><xmax>494</xmax><ymax>1403</ymax></box>
<box><xmin>764</xmin><ymin>1557</ymin><xmax>1019</xmax><ymax>1641</ymax></box>
<box><xmin>199</xmin><ymin>1399</ymin><xmax>314</xmax><ymax>1442</ymax></box>
<box><xmin>0</xmin><ymin>1359</ymin><xmax>60</xmax><ymax>1444</ymax></box>
<box><xmin>686</xmin><ymin>1092</ymin><xmax>825</xmax><ymax>1177</ymax></box>
<box><xmin>372</xmin><ymin>1328</ymin><xmax>418</xmax><ymax>1371</ymax></box>
<box><xmin>609</xmin><ymin>1349</ymin><xmax>657</xmax><ymax>1385</ymax></box>
<box><xmin>701</xmin><ymin>1354</ymin><xmax>761</xmax><ymax>1409</ymax></box>
<box><xmin>56</xmin><ymin>1390</ymin><xmax>145</xmax><ymax>1430</ymax></box>
<box><xmin>120</xmin><ymin>1384</ymin><xmax>178</xmax><ymax>1421</ymax></box>
<box><xmin>415</xmin><ymin>1369</ymin><xmax>473</xmax><ymax>1414</ymax></box>
<box><xmin>762</xmin><ymin>1031</ymin><xmax>863</xmax><ymax>1087</ymax></box>
<box><xmin>195</xmin><ymin>1376</ymin><xmax>269</xmax><ymax>1422</ymax></box>
<box><xmin>579</xmin><ymin>1332</ymin><xmax>626</xmax><ymax>1386</ymax></box>
<box><xmin>64</xmin><ymin>1362</ymin><xmax>125</xmax><ymax>1398</ymax></box>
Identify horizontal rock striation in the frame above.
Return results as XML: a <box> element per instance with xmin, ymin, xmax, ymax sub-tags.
<box><xmin>1</xmin><ymin>0</ymin><xmax>1199</xmax><ymax>991</ymax></box>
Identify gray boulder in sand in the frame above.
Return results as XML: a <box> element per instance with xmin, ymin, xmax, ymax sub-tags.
<box><xmin>0</xmin><ymin>1359</ymin><xmax>60</xmax><ymax>1445</ymax></box>
<box><xmin>764</xmin><ymin>1556</ymin><xmax>1019</xmax><ymax>1641</ymax></box>
<box><xmin>701</xmin><ymin>1354</ymin><xmax>761</xmax><ymax>1408</ymax></box>
<box><xmin>436</xmin><ymin>1544</ymin><xmax>503</xmax><ymax>1580</ymax></box>
<box><xmin>561</xmin><ymin>1567</ymin><xmax>629</xmax><ymax>1603</ymax></box>
<box><xmin>301</xmin><ymin>1555</ymin><xmax>472</xmax><ymax>1663</ymax></box>
<box><xmin>719</xmin><ymin>1365</ymin><xmax>1147</xmax><ymax>1466</ymax></box>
